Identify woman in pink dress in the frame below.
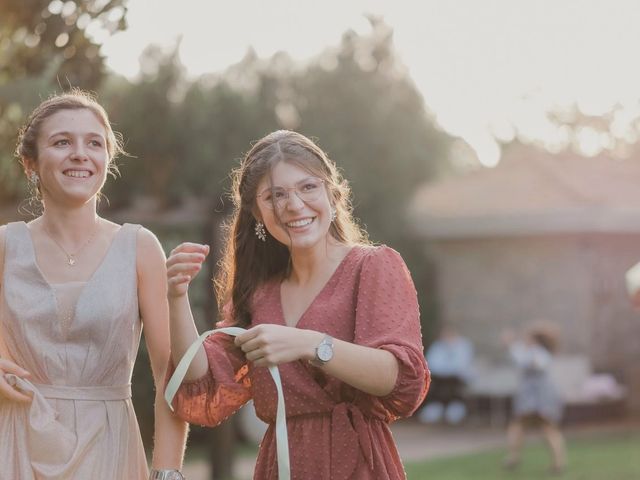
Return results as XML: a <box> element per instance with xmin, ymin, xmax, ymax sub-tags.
<box><xmin>0</xmin><ymin>90</ymin><xmax>187</xmax><ymax>479</ymax></box>
<box><xmin>166</xmin><ymin>130</ymin><xmax>430</xmax><ymax>479</ymax></box>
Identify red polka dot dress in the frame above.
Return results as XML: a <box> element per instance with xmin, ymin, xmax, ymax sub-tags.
<box><xmin>170</xmin><ymin>245</ymin><xmax>430</xmax><ymax>479</ymax></box>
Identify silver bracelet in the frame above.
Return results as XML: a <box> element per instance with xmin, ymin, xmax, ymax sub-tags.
<box><xmin>149</xmin><ymin>469</ymin><xmax>185</xmax><ymax>480</ymax></box>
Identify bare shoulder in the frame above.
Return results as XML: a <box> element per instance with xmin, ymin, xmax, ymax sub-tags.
<box><xmin>136</xmin><ymin>225</ymin><xmax>161</xmax><ymax>246</ymax></box>
<box><xmin>135</xmin><ymin>226</ymin><xmax>166</xmax><ymax>272</ymax></box>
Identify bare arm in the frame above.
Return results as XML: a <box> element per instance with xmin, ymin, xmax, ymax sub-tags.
<box><xmin>235</xmin><ymin>325</ymin><xmax>399</xmax><ymax>396</ymax></box>
<box><xmin>0</xmin><ymin>225</ymin><xmax>32</xmax><ymax>403</ymax></box>
<box><xmin>137</xmin><ymin>228</ymin><xmax>188</xmax><ymax>470</ymax></box>
<box><xmin>165</xmin><ymin>242</ymin><xmax>210</xmax><ymax>381</ymax></box>
<box><xmin>314</xmin><ymin>337</ymin><xmax>399</xmax><ymax>396</ymax></box>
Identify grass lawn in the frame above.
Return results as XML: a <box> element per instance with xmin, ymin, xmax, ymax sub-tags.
<box><xmin>404</xmin><ymin>431</ymin><xmax>640</xmax><ymax>480</ymax></box>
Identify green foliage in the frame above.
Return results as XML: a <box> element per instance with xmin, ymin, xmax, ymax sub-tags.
<box><xmin>294</xmin><ymin>20</ymin><xmax>451</xmax><ymax>244</ymax></box>
<box><xmin>0</xmin><ymin>0</ymin><xmax>127</xmax><ymax>85</ymax></box>
<box><xmin>0</xmin><ymin>0</ymin><xmax>128</xmax><ymax>202</ymax></box>
<box><xmin>99</xmin><ymin>18</ymin><xmax>452</xmax><ymax>244</ymax></box>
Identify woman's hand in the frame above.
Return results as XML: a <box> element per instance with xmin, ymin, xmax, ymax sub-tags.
<box><xmin>0</xmin><ymin>358</ymin><xmax>32</xmax><ymax>403</ymax></box>
<box><xmin>235</xmin><ymin>324</ymin><xmax>322</xmax><ymax>368</ymax></box>
<box><xmin>166</xmin><ymin>242</ymin><xmax>209</xmax><ymax>298</ymax></box>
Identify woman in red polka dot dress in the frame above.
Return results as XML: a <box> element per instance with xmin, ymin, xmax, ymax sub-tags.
<box><xmin>166</xmin><ymin>130</ymin><xmax>430</xmax><ymax>479</ymax></box>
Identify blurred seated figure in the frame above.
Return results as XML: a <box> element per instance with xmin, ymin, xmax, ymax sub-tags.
<box><xmin>418</xmin><ymin>326</ymin><xmax>474</xmax><ymax>425</ymax></box>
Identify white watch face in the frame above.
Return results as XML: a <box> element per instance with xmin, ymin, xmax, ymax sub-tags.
<box><xmin>317</xmin><ymin>343</ymin><xmax>333</xmax><ymax>362</ymax></box>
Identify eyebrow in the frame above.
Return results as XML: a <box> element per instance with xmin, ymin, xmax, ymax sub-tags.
<box><xmin>270</xmin><ymin>176</ymin><xmax>319</xmax><ymax>189</ymax></box>
<box><xmin>48</xmin><ymin>130</ymin><xmax>106</xmax><ymax>140</ymax></box>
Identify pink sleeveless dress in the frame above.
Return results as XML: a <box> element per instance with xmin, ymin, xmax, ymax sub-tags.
<box><xmin>0</xmin><ymin>222</ymin><xmax>148</xmax><ymax>480</ymax></box>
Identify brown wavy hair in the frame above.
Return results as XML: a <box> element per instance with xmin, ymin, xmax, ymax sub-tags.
<box><xmin>528</xmin><ymin>321</ymin><xmax>561</xmax><ymax>353</ymax></box>
<box><xmin>215</xmin><ymin>130</ymin><xmax>369</xmax><ymax>327</ymax></box>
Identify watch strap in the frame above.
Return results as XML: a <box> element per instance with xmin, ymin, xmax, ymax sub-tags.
<box><xmin>149</xmin><ymin>469</ymin><xmax>185</xmax><ymax>480</ymax></box>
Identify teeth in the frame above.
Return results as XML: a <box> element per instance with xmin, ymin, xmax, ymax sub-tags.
<box><xmin>65</xmin><ymin>170</ymin><xmax>91</xmax><ymax>178</ymax></box>
<box><xmin>287</xmin><ymin>218</ymin><xmax>313</xmax><ymax>228</ymax></box>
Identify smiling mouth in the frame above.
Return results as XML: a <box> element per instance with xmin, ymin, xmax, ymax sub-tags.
<box><xmin>63</xmin><ymin>170</ymin><xmax>92</xmax><ymax>178</ymax></box>
<box><xmin>286</xmin><ymin>217</ymin><xmax>315</xmax><ymax>228</ymax></box>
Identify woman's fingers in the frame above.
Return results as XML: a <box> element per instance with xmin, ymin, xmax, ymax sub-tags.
<box><xmin>0</xmin><ymin>359</ymin><xmax>30</xmax><ymax>377</ymax></box>
<box><xmin>166</xmin><ymin>252</ymin><xmax>207</xmax><ymax>269</ymax></box>
<box><xmin>169</xmin><ymin>243</ymin><xmax>209</xmax><ymax>258</ymax></box>
<box><xmin>0</xmin><ymin>376</ymin><xmax>32</xmax><ymax>403</ymax></box>
<box><xmin>166</xmin><ymin>244</ymin><xmax>209</xmax><ymax>297</ymax></box>
<box><xmin>244</xmin><ymin>349</ymin><xmax>264</xmax><ymax>363</ymax></box>
<box><xmin>0</xmin><ymin>360</ymin><xmax>33</xmax><ymax>403</ymax></box>
<box><xmin>234</xmin><ymin>327</ymin><xmax>261</xmax><ymax>347</ymax></box>
<box><xmin>166</xmin><ymin>262</ymin><xmax>202</xmax><ymax>278</ymax></box>
<box><xmin>237</xmin><ymin>337</ymin><xmax>262</xmax><ymax>354</ymax></box>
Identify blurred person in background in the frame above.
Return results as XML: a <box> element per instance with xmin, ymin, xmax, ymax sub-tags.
<box><xmin>501</xmin><ymin>322</ymin><xmax>566</xmax><ymax>475</ymax></box>
<box><xmin>0</xmin><ymin>90</ymin><xmax>187</xmax><ymax>480</ymax></box>
<box><xmin>418</xmin><ymin>325</ymin><xmax>473</xmax><ymax>425</ymax></box>
<box><xmin>165</xmin><ymin>130</ymin><xmax>430</xmax><ymax>479</ymax></box>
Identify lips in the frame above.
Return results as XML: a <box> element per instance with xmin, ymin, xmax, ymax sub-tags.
<box><xmin>63</xmin><ymin>169</ymin><xmax>93</xmax><ymax>178</ymax></box>
<box><xmin>286</xmin><ymin>217</ymin><xmax>315</xmax><ymax>228</ymax></box>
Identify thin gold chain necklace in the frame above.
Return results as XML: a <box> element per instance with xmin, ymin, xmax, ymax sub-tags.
<box><xmin>43</xmin><ymin>221</ymin><xmax>100</xmax><ymax>267</ymax></box>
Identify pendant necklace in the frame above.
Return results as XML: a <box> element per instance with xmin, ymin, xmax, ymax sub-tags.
<box><xmin>44</xmin><ymin>221</ymin><xmax>100</xmax><ymax>267</ymax></box>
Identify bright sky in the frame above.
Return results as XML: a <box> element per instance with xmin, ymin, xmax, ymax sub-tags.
<box><xmin>101</xmin><ymin>0</ymin><xmax>640</xmax><ymax>167</ymax></box>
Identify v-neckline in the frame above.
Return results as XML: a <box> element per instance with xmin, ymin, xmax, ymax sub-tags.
<box><xmin>276</xmin><ymin>246</ymin><xmax>357</xmax><ymax>328</ymax></box>
<box><xmin>21</xmin><ymin>221</ymin><xmax>126</xmax><ymax>290</ymax></box>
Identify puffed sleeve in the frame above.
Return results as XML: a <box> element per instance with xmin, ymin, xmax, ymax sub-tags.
<box><xmin>354</xmin><ymin>246</ymin><xmax>430</xmax><ymax>420</ymax></box>
<box><xmin>167</xmin><ymin>320</ymin><xmax>252</xmax><ymax>427</ymax></box>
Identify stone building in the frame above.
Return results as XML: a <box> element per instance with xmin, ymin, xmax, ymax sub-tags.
<box><xmin>409</xmin><ymin>144</ymin><xmax>640</xmax><ymax>411</ymax></box>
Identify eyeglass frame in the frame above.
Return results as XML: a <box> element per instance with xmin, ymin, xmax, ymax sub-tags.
<box><xmin>256</xmin><ymin>177</ymin><xmax>327</xmax><ymax>210</ymax></box>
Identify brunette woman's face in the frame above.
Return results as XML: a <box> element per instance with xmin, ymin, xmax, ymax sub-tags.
<box><xmin>30</xmin><ymin>108</ymin><xmax>109</xmax><ymax>207</ymax></box>
<box><xmin>255</xmin><ymin>161</ymin><xmax>333</xmax><ymax>253</ymax></box>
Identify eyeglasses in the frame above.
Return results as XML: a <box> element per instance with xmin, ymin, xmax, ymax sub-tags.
<box><xmin>257</xmin><ymin>177</ymin><xmax>325</xmax><ymax>210</ymax></box>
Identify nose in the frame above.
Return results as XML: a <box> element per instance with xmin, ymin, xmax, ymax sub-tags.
<box><xmin>70</xmin><ymin>143</ymin><xmax>88</xmax><ymax>161</ymax></box>
<box><xmin>284</xmin><ymin>190</ymin><xmax>305</xmax><ymax>210</ymax></box>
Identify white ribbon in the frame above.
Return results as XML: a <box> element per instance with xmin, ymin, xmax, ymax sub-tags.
<box><xmin>165</xmin><ymin>327</ymin><xmax>290</xmax><ymax>480</ymax></box>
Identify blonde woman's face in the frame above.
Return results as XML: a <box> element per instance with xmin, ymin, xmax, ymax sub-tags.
<box><xmin>32</xmin><ymin>109</ymin><xmax>109</xmax><ymax>207</ymax></box>
<box><xmin>256</xmin><ymin>161</ymin><xmax>333</xmax><ymax>253</ymax></box>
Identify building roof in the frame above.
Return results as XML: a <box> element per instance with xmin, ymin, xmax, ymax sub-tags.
<box><xmin>409</xmin><ymin>144</ymin><xmax>640</xmax><ymax>239</ymax></box>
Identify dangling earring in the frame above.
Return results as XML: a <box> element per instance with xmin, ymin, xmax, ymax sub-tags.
<box><xmin>29</xmin><ymin>171</ymin><xmax>39</xmax><ymax>185</ymax></box>
<box><xmin>255</xmin><ymin>221</ymin><xmax>266</xmax><ymax>242</ymax></box>
<box><xmin>330</xmin><ymin>208</ymin><xmax>337</xmax><ymax>222</ymax></box>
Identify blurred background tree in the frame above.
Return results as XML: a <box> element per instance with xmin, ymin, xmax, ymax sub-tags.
<box><xmin>0</xmin><ymin>0</ymin><xmax>128</xmax><ymax>203</ymax></box>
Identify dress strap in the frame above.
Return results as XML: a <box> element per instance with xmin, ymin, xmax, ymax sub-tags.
<box><xmin>5</xmin><ymin>222</ymin><xmax>33</xmax><ymax>265</ymax></box>
<box><xmin>3</xmin><ymin>222</ymin><xmax>48</xmax><ymax>289</ymax></box>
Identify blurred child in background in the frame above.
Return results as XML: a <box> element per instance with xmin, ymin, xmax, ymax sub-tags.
<box><xmin>501</xmin><ymin>322</ymin><xmax>566</xmax><ymax>474</ymax></box>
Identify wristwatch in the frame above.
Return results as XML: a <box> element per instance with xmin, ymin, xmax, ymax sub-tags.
<box><xmin>313</xmin><ymin>334</ymin><xmax>334</xmax><ymax>366</ymax></box>
<box><xmin>149</xmin><ymin>470</ymin><xmax>185</xmax><ymax>480</ymax></box>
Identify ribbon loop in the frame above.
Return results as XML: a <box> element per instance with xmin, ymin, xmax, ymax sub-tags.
<box><xmin>165</xmin><ymin>327</ymin><xmax>290</xmax><ymax>480</ymax></box>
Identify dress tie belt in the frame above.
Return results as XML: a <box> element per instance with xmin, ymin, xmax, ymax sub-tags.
<box><xmin>33</xmin><ymin>383</ymin><xmax>132</xmax><ymax>401</ymax></box>
<box><xmin>5</xmin><ymin>374</ymin><xmax>131</xmax><ymax>477</ymax></box>
<box><xmin>330</xmin><ymin>402</ymin><xmax>375</xmax><ymax>480</ymax></box>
